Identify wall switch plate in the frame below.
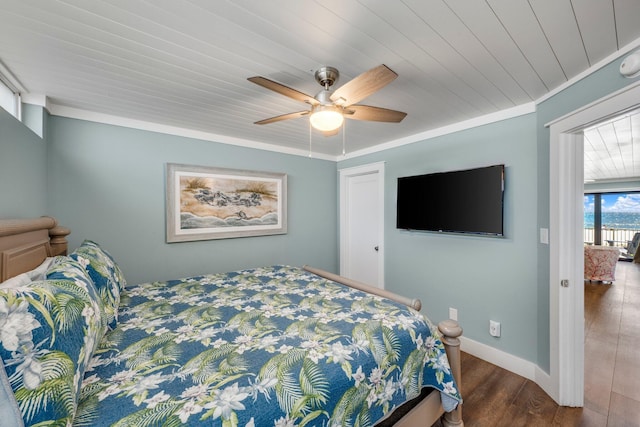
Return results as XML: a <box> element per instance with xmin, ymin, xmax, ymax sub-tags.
<box><xmin>540</xmin><ymin>228</ymin><xmax>549</xmax><ymax>244</ymax></box>
<box><xmin>489</xmin><ymin>320</ymin><xmax>501</xmax><ymax>337</ymax></box>
<box><xmin>449</xmin><ymin>307</ymin><xmax>458</xmax><ymax>321</ymax></box>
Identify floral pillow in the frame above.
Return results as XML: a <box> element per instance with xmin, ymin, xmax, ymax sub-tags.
<box><xmin>0</xmin><ymin>277</ymin><xmax>105</xmax><ymax>426</ymax></box>
<box><xmin>69</xmin><ymin>240</ymin><xmax>126</xmax><ymax>329</ymax></box>
<box><xmin>45</xmin><ymin>256</ymin><xmax>108</xmax><ymax>339</ymax></box>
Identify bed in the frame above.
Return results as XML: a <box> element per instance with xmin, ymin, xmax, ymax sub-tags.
<box><xmin>0</xmin><ymin>217</ymin><xmax>463</xmax><ymax>427</ymax></box>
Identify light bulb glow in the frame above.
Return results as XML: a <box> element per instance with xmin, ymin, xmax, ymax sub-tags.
<box><xmin>309</xmin><ymin>105</ymin><xmax>344</xmax><ymax>131</ymax></box>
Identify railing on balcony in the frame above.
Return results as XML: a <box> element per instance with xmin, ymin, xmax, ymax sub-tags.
<box><xmin>584</xmin><ymin>228</ymin><xmax>639</xmax><ymax>247</ymax></box>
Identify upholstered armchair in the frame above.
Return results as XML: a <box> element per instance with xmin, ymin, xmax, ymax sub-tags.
<box><xmin>584</xmin><ymin>245</ymin><xmax>620</xmax><ymax>282</ymax></box>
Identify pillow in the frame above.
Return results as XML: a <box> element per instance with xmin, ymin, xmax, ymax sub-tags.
<box><xmin>0</xmin><ymin>258</ymin><xmax>54</xmax><ymax>289</ymax></box>
<box><xmin>0</xmin><ymin>278</ymin><xmax>105</xmax><ymax>426</ymax></box>
<box><xmin>0</xmin><ymin>360</ymin><xmax>23</xmax><ymax>427</ymax></box>
<box><xmin>0</xmin><ymin>274</ymin><xmax>31</xmax><ymax>289</ymax></box>
<box><xmin>45</xmin><ymin>256</ymin><xmax>108</xmax><ymax>339</ymax></box>
<box><xmin>24</xmin><ymin>257</ymin><xmax>54</xmax><ymax>282</ymax></box>
<box><xmin>69</xmin><ymin>240</ymin><xmax>126</xmax><ymax>329</ymax></box>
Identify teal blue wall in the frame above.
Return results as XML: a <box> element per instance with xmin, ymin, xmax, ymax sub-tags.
<box><xmin>339</xmin><ymin>114</ymin><xmax>539</xmax><ymax>361</ymax></box>
<box><xmin>46</xmin><ymin>117</ymin><xmax>338</xmax><ymax>284</ymax></box>
<box><xmin>0</xmin><ymin>107</ymin><xmax>48</xmax><ymax>217</ymax></box>
<box><xmin>22</xmin><ymin>103</ymin><xmax>46</xmax><ymax>138</ymax></box>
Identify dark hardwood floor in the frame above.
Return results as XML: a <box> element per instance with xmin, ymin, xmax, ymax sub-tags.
<box><xmin>432</xmin><ymin>260</ymin><xmax>640</xmax><ymax>427</ymax></box>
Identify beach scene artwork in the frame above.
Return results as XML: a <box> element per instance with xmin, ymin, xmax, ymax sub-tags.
<box><xmin>166</xmin><ymin>164</ymin><xmax>287</xmax><ymax>242</ymax></box>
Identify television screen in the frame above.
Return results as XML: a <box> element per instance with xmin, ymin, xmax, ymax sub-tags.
<box><xmin>396</xmin><ymin>165</ymin><xmax>504</xmax><ymax>236</ymax></box>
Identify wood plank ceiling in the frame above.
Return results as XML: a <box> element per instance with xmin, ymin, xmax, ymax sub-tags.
<box><xmin>0</xmin><ymin>0</ymin><xmax>639</xmax><ymax>177</ymax></box>
<box><xmin>584</xmin><ymin>107</ymin><xmax>640</xmax><ymax>182</ymax></box>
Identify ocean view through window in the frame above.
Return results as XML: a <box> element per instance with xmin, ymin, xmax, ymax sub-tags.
<box><xmin>584</xmin><ymin>192</ymin><xmax>640</xmax><ymax>246</ymax></box>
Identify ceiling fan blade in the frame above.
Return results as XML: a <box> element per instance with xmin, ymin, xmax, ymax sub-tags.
<box><xmin>330</xmin><ymin>64</ymin><xmax>398</xmax><ymax>106</ymax></box>
<box><xmin>344</xmin><ymin>105</ymin><xmax>407</xmax><ymax>122</ymax></box>
<box><xmin>254</xmin><ymin>110</ymin><xmax>309</xmax><ymax>125</ymax></box>
<box><xmin>248</xmin><ymin>76</ymin><xmax>318</xmax><ymax>105</ymax></box>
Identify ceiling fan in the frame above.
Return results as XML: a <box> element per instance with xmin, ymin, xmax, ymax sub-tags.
<box><xmin>248</xmin><ymin>64</ymin><xmax>407</xmax><ymax>135</ymax></box>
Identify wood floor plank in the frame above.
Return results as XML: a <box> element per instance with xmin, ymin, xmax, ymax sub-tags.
<box><xmin>584</xmin><ymin>286</ymin><xmax>623</xmax><ymax>337</ymax></box>
<box><xmin>451</xmin><ymin>355</ymin><xmax>526</xmax><ymax>427</ymax></box>
<box><xmin>553</xmin><ymin>405</ymin><xmax>607</xmax><ymax>427</ymax></box>
<box><xmin>607</xmin><ymin>392</ymin><xmax>640</xmax><ymax>426</ymax></box>
<box><xmin>500</xmin><ymin>381</ymin><xmax>559</xmax><ymax>426</ymax></box>
<box><xmin>623</xmin><ymin>286</ymin><xmax>640</xmax><ymax>305</ymax></box>
<box><xmin>612</xmin><ymin>333</ymin><xmax>640</xmax><ymax>402</ymax></box>
<box><xmin>583</xmin><ymin>330</ymin><xmax>617</xmax><ymax>415</ymax></box>
<box><xmin>619</xmin><ymin>301</ymin><xmax>640</xmax><ymax>338</ymax></box>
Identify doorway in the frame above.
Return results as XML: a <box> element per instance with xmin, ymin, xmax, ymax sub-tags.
<box><xmin>547</xmin><ymin>80</ymin><xmax>640</xmax><ymax>406</ymax></box>
<box><xmin>339</xmin><ymin>162</ymin><xmax>385</xmax><ymax>288</ymax></box>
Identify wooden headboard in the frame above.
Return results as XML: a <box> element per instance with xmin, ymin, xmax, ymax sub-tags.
<box><xmin>0</xmin><ymin>217</ymin><xmax>70</xmax><ymax>281</ymax></box>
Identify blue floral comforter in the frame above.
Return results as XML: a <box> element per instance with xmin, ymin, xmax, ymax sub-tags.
<box><xmin>75</xmin><ymin>266</ymin><xmax>461</xmax><ymax>426</ymax></box>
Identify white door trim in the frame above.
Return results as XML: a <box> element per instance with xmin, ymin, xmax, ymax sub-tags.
<box><xmin>339</xmin><ymin>162</ymin><xmax>385</xmax><ymax>288</ymax></box>
<box><xmin>546</xmin><ymin>79</ymin><xmax>640</xmax><ymax>406</ymax></box>
<box><xmin>547</xmin><ymin>130</ymin><xmax>585</xmax><ymax>406</ymax></box>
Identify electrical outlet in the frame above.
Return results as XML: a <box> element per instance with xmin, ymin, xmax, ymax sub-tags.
<box><xmin>489</xmin><ymin>320</ymin><xmax>501</xmax><ymax>337</ymax></box>
<box><xmin>449</xmin><ymin>307</ymin><xmax>458</xmax><ymax>321</ymax></box>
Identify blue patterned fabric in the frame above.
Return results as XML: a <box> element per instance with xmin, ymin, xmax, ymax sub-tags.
<box><xmin>70</xmin><ymin>240</ymin><xmax>126</xmax><ymax>330</ymax></box>
<box><xmin>46</xmin><ymin>256</ymin><xmax>109</xmax><ymax>340</ymax></box>
<box><xmin>76</xmin><ymin>266</ymin><xmax>461</xmax><ymax>426</ymax></box>
<box><xmin>0</xmin><ymin>269</ymin><xmax>106</xmax><ymax>426</ymax></box>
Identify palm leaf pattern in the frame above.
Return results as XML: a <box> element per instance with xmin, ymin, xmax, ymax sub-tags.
<box><xmin>0</xmin><ymin>257</ymin><xmax>105</xmax><ymax>426</ymax></box>
<box><xmin>73</xmin><ymin>266</ymin><xmax>460</xmax><ymax>426</ymax></box>
<box><xmin>70</xmin><ymin>240</ymin><xmax>127</xmax><ymax>330</ymax></box>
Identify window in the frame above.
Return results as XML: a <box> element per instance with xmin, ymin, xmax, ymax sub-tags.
<box><xmin>584</xmin><ymin>194</ymin><xmax>596</xmax><ymax>244</ymax></box>
<box><xmin>584</xmin><ymin>192</ymin><xmax>640</xmax><ymax>247</ymax></box>
<box><xmin>0</xmin><ymin>77</ymin><xmax>20</xmax><ymax>119</ymax></box>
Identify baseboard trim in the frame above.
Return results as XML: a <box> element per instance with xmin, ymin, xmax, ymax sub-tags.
<box><xmin>460</xmin><ymin>336</ymin><xmax>537</xmax><ymax>381</ymax></box>
<box><xmin>534</xmin><ymin>366</ymin><xmax>557</xmax><ymax>403</ymax></box>
<box><xmin>460</xmin><ymin>336</ymin><xmax>560</xmax><ymax>403</ymax></box>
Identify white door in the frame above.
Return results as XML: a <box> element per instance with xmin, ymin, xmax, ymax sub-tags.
<box><xmin>339</xmin><ymin>162</ymin><xmax>384</xmax><ymax>288</ymax></box>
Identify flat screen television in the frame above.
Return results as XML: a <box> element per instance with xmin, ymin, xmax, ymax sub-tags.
<box><xmin>396</xmin><ymin>164</ymin><xmax>505</xmax><ymax>237</ymax></box>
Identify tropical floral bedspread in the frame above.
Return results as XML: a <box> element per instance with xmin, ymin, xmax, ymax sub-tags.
<box><xmin>75</xmin><ymin>266</ymin><xmax>461</xmax><ymax>426</ymax></box>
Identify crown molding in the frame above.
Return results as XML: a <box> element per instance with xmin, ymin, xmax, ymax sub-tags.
<box><xmin>0</xmin><ymin>60</ymin><xmax>27</xmax><ymax>94</ymax></box>
<box><xmin>536</xmin><ymin>36</ymin><xmax>640</xmax><ymax>105</ymax></box>
<box><xmin>341</xmin><ymin>103</ymin><xmax>536</xmax><ymax>160</ymax></box>
<box><xmin>44</xmin><ymin>104</ymin><xmax>337</xmax><ymax>161</ymax></box>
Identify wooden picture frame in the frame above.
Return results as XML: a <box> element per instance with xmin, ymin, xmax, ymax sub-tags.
<box><xmin>166</xmin><ymin>163</ymin><xmax>287</xmax><ymax>242</ymax></box>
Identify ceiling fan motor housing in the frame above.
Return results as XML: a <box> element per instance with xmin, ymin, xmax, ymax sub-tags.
<box><xmin>315</xmin><ymin>66</ymin><xmax>339</xmax><ymax>89</ymax></box>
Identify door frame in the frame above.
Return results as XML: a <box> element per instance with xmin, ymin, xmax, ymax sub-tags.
<box><xmin>546</xmin><ymin>79</ymin><xmax>640</xmax><ymax>405</ymax></box>
<box><xmin>338</xmin><ymin>162</ymin><xmax>385</xmax><ymax>287</ymax></box>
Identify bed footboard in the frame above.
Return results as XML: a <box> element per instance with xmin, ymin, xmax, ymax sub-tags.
<box><xmin>302</xmin><ymin>265</ymin><xmax>463</xmax><ymax>427</ymax></box>
<box><xmin>302</xmin><ymin>265</ymin><xmax>422</xmax><ymax>311</ymax></box>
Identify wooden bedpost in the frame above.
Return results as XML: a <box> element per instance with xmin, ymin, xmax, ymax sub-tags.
<box><xmin>49</xmin><ymin>223</ymin><xmax>71</xmax><ymax>255</ymax></box>
<box><xmin>438</xmin><ymin>319</ymin><xmax>464</xmax><ymax>427</ymax></box>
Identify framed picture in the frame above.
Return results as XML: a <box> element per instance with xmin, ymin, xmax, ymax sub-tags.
<box><xmin>166</xmin><ymin>163</ymin><xmax>287</xmax><ymax>242</ymax></box>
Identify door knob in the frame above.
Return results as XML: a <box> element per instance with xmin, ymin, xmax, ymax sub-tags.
<box><xmin>374</xmin><ymin>246</ymin><xmax>379</xmax><ymax>251</ymax></box>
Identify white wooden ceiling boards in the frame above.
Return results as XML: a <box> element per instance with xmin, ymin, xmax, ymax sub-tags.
<box><xmin>1</xmin><ymin>0</ymin><xmax>639</xmax><ymax>178</ymax></box>
<box><xmin>584</xmin><ymin>108</ymin><xmax>640</xmax><ymax>182</ymax></box>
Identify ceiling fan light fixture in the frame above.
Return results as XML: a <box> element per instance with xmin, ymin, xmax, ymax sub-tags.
<box><xmin>309</xmin><ymin>105</ymin><xmax>344</xmax><ymax>131</ymax></box>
